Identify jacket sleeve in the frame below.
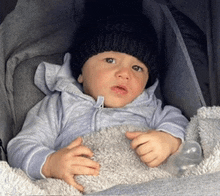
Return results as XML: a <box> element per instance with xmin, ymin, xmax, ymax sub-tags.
<box><xmin>7</xmin><ymin>92</ymin><xmax>62</xmax><ymax>180</ymax></box>
<box><xmin>149</xmin><ymin>96</ymin><xmax>188</xmax><ymax>142</ymax></box>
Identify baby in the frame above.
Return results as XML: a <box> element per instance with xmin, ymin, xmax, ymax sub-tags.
<box><xmin>7</xmin><ymin>14</ymin><xmax>188</xmax><ymax>192</ymax></box>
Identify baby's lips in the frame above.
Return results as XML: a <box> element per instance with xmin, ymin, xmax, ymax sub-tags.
<box><xmin>111</xmin><ymin>85</ymin><xmax>128</xmax><ymax>94</ymax></box>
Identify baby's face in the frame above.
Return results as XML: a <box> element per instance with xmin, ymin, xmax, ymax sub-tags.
<box><xmin>77</xmin><ymin>51</ymin><xmax>149</xmax><ymax>108</ymax></box>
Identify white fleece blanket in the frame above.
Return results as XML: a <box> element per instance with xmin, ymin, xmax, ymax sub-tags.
<box><xmin>1</xmin><ymin>106</ymin><xmax>220</xmax><ymax>195</ymax></box>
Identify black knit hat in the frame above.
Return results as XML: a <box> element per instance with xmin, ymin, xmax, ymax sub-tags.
<box><xmin>70</xmin><ymin>14</ymin><xmax>158</xmax><ymax>87</ymax></box>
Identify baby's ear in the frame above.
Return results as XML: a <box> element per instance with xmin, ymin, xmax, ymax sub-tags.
<box><xmin>77</xmin><ymin>74</ymin><xmax>83</xmax><ymax>83</ymax></box>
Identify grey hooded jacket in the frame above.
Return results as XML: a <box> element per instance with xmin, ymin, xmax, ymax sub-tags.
<box><xmin>7</xmin><ymin>53</ymin><xmax>188</xmax><ymax>180</ymax></box>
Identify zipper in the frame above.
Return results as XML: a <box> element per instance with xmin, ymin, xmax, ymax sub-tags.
<box><xmin>93</xmin><ymin>96</ymin><xmax>104</xmax><ymax>131</ymax></box>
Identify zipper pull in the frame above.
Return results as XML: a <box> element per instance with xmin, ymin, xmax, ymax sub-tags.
<box><xmin>94</xmin><ymin>96</ymin><xmax>104</xmax><ymax>109</ymax></box>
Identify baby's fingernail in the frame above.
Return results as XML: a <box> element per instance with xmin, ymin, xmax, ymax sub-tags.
<box><xmin>94</xmin><ymin>170</ymin><xmax>99</xmax><ymax>176</ymax></box>
<box><xmin>94</xmin><ymin>162</ymin><xmax>100</xmax><ymax>168</ymax></box>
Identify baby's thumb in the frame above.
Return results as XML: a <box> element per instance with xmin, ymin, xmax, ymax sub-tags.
<box><xmin>125</xmin><ymin>131</ymin><xmax>143</xmax><ymax>140</ymax></box>
<box><xmin>67</xmin><ymin>137</ymin><xmax>82</xmax><ymax>149</ymax></box>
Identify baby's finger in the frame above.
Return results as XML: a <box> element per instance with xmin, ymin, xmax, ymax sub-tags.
<box><xmin>63</xmin><ymin>174</ymin><xmax>84</xmax><ymax>192</ymax></box>
<box><xmin>125</xmin><ymin>131</ymin><xmax>143</xmax><ymax>140</ymax></box>
<box><xmin>72</xmin><ymin>156</ymin><xmax>100</xmax><ymax>169</ymax></box>
<box><xmin>71</xmin><ymin>145</ymin><xmax>94</xmax><ymax>157</ymax></box>
<box><xmin>71</xmin><ymin>165</ymin><xmax>99</xmax><ymax>176</ymax></box>
<box><xmin>145</xmin><ymin>157</ymin><xmax>162</xmax><ymax>168</ymax></box>
<box><xmin>67</xmin><ymin>137</ymin><xmax>82</xmax><ymax>149</ymax></box>
<box><xmin>140</xmin><ymin>151</ymin><xmax>157</xmax><ymax>166</ymax></box>
<box><xmin>136</xmin><ymin>143</ymin><xmax>153</xmax><ymax>156</ymax></box>
<box><xmin>130</xmin><ymin>134</ymin><xmax>149</xmax><ymax>150</ymax></box>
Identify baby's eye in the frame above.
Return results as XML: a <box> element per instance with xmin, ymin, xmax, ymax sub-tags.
<box><xmin>132</xmin><ymin>65</ymin><xmax>144</xmax><ymax>72</ymax></box>
<box><xmin>105</xmin><ymin>58</ymin><xmax>116</xmax><ymax>64</ymax></box>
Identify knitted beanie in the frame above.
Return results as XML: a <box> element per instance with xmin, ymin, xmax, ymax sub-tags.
<box><xmin>70</xmin><ymin>14</ymin><xmax>158</xmax><ymax>86</ymax></box>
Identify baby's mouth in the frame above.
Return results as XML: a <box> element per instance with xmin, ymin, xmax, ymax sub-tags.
<box><xmin>111</xmin><ymin>85</ymin><xmax>128</xmax><ymax>95</ymax></box>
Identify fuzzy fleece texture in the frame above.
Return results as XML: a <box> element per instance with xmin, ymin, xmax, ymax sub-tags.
<box><xmin>1</xmin><ymin>106</ymin><xmax>220</xmax><ymax>195</ymax></box>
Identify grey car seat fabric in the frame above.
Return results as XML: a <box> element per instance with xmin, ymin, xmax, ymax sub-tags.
<box><xmin>142</xmin><ymin>1</ymin><xmax>206</xmax><ymax>119</ymax></box>
<box><xmin>170</xmin><ymin>0</ymin><xmax>220</xmax><ymax>107</ymax></box>
<box><xmin>168</xmin><ymin>4</ymin><xmax>210</xmax><ymax>105</ymax></box>
<box><xmin>0</xmin><ymin>0</ymin><xmax>17</xmax><ymax>23</ymax></box>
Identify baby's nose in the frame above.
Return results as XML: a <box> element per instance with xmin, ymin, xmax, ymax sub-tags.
<box><xmin>116</xmin><ymin>67</ymin><xmax>131</xmax><ymax>80</ymax></box>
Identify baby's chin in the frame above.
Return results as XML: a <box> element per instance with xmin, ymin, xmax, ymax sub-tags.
<box><xmin>103</xmin><ymin>99</ymin><xmax>133</xmax><ymax>108</ymax></box>
<box><xmin>92</xmin><ymin>93</ymin><xmax>139</xmax><ymax>108</ymax></box>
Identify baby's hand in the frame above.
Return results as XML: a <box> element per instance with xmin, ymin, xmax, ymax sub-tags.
<box><xmin>126</xmin><ymin>130</ymin><xmax>181</xmax><ymax>167</ymax></box>
<box><xmin>42</xmin><ymin>137</ymin><xmax>100</xmax><ymax>192</ymax></box>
